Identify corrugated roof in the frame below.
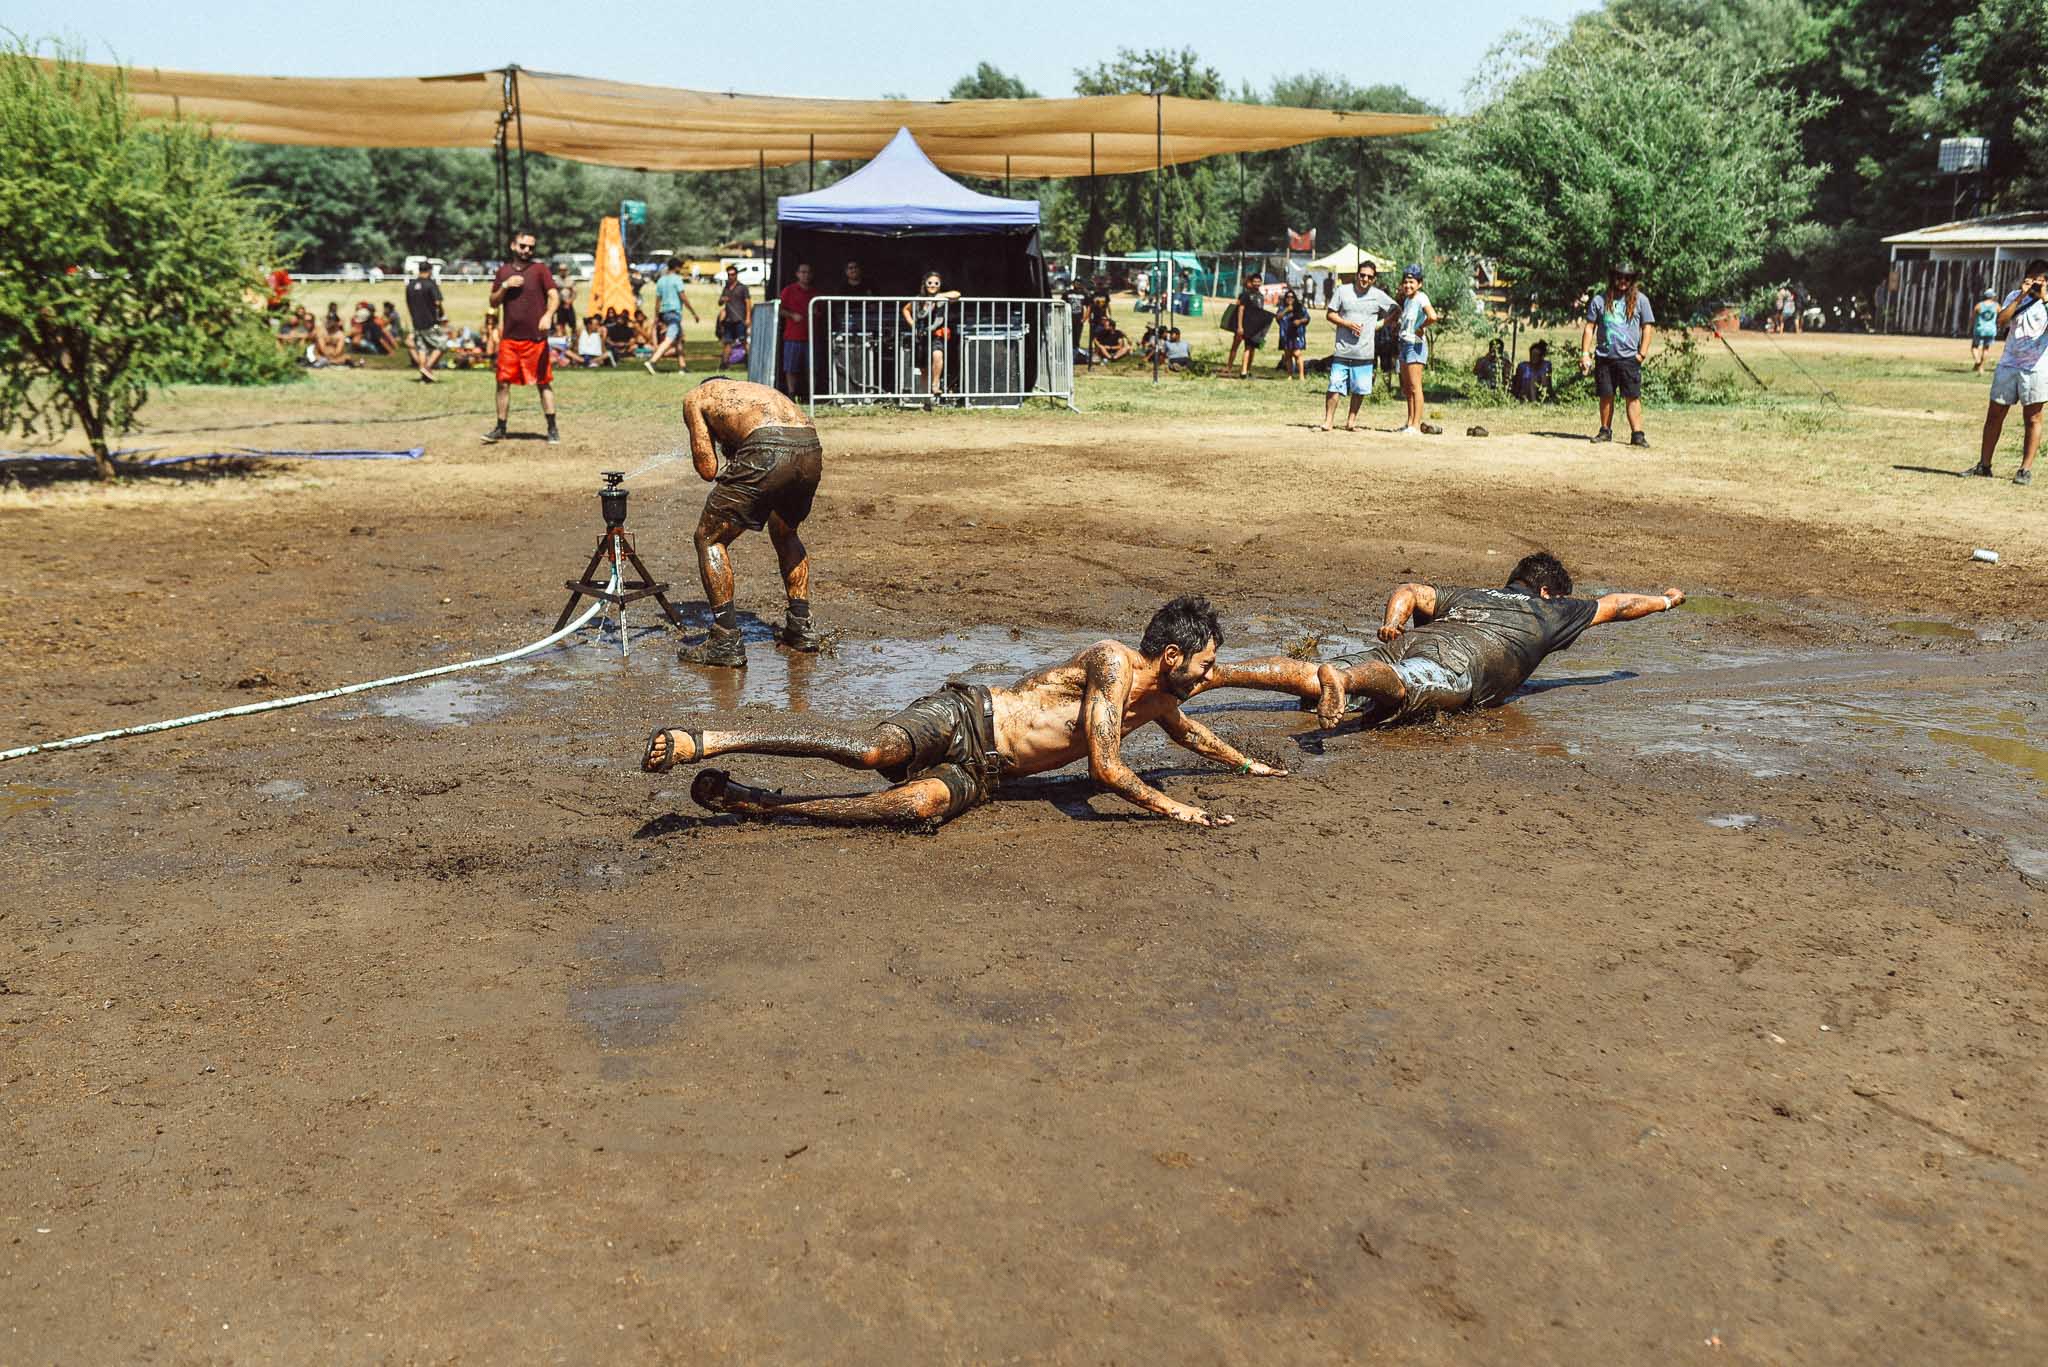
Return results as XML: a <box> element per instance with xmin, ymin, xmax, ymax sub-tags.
<box><xmin>1883</xmin><ymin>212</ymin><xmax>2048</xmax><ymax>247</ymax></box>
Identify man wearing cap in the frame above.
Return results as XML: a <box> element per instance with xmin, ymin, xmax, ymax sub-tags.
<box><xmin>1394</xmin><ymin>264</ymin><xmax>1436</xmax><ymax>435</ymax></box>
<box><xmin>1321</xmin><ymin>260</ymin><xmax>1395</xmax><ymax>430</ymax></box>
<box><xmin>1579</xmin><ymin>261</ymin><xmax>1656</xmax><ymax>447</ymax></box>
<box><xmin>1971</xmin><ymin>257</ymin><xmax>2048</xmax><ymax>486</ymax></box>
<box><xmin>1971</xmin><ymin>286</ymin><xmax>1999</xmax><ymax>373</ymax></box>
<box><xmin>404</xmin><ymin>260</ymin><xmax>446</xmax><ymax>384</ymax></box>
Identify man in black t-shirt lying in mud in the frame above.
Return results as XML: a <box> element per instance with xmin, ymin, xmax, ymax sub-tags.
<box><xmin>1195</xmin><ymin>552</ymin><xmax>1686</xmax><ymax>727</ymax></box>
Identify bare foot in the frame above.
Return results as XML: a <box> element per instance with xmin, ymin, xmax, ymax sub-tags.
<box><xmin>1314</xmin><ymin>664</ymin><xmax>1347</xmax><ymax>728</ymax></box>
<box><xmin>1316</xmin><ymin>423</ymin><xmax>1331</xmax><ymax>432</ymax></box>
<box><xmin>641</xmin><ymin>727</ymin><xmax>703</xmax><ymax>773</ymax></box>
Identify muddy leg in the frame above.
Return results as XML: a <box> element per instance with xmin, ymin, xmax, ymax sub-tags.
<box><xmin>702</xmin><ymin>723</ymin><xmax>910</xmax><ymax>770</ymax></box>
<box><xmin>1327</xmin><ymin>659</ymin><xmax>1406</xmax><ymax>727</ymax></box>
<box><xmin>693</xmin><ymin>505</ymin><xmax>746</xmax><ymax>619</ymax></box>
<box><xmin>1196</xmin><ymin>655</ymin><xmax>1324</xmax><ymax>702</ymax></box>
<box><xmin>767</xmin><ymin>513</ymin><xmax>810</xmax><ymax>604</ymax></box>
<box><xmin>692</xmin><ymin>770</ymin><xmax>956</xmax><ymax>826</ymax></box>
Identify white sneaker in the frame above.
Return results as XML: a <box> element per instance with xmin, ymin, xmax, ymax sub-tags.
<box><xmin>1392</xmin><ymin>425</ymin><xmax>1420</xmax><ymax>436</ymax></box>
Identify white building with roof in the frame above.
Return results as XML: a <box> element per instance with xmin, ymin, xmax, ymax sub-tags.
<box><xmin>1881</xmin><ymin>212</ymin><xmax>2048</xmax><ymax>335</ymax></box>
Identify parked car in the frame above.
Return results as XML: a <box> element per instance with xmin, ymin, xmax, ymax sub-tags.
<box><xmin>338</xmin><ymin>263</ymin><xmax>367</xmax><ymax>282</ymax></box>
<box><xmin>550</xmin><ymin>252</ymin><xmax>596</xmax><ymax>282</ymax></box>
<box><xmin>402</xmin><ymin>255</ymin><xmax>445</xmax><ymax>281</ymax></box>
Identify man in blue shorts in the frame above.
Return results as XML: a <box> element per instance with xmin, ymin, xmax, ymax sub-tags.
<box><xmin>1320</xmin><ymin>261</ymin><xmax>1395</xmax><ymax>431</ymax></box>
<box><xmin>645</xmin><ymin>258</ymin><xmax>700</xmax><ymax>374</ymax></box>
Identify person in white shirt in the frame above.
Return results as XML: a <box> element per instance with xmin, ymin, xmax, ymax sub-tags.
<box><xmin>1320</xmin><ymin>261</ymin><xmax>1396</xmax><ymax>431</ymax></box>
<box><xmin>1972</xmin><ymin>256</ymin><xmax>2048</xmax><ymax>486</ymax></box>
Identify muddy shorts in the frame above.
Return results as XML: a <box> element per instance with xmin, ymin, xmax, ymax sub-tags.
<box><xmin>704</xmin><ymin>425</ymin><xmax>823</xmax><ymax>531</ymax></box>
<box><xmin>876</xmin><ymin>682</ymin><xmax>1004</xmax><ymax>819</ymax></box>
<box><xmin>1328</xmin><ymin>643</ymin><xmax>1476</xmax><ymax>724</ymax></box>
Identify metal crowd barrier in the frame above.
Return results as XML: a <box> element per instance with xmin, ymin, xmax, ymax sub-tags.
<box><xmin>795</xmin><ymin>296</ymin><xmax>1075</xmax><ymax>412</ymax></box>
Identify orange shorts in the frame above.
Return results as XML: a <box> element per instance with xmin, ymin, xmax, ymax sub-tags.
<box><xmin>495</xmin><ymin>337</ymin><xmax>553</xmax><ymax>386</ymax></box>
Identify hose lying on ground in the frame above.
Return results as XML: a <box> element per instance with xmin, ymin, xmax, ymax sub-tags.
<box><xmin>1</xmin><ymin>565</ymin><xmax>619</xmax><ymax>764</ymax></box>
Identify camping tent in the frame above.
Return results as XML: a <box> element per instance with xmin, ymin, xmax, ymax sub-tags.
<box><xmin>772</xmin><ymin>127</ymin><xmax>1046</xmax><ymax>299</ymax></box>
<box><xmin>1306</xmin><ymin>243</ymin><xmax>1393</xmax><ymax>274</ymax></box>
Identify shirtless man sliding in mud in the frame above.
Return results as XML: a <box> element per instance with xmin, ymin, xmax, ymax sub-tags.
<box><xmin>677</xmin><ymin>377</ymin><xmax>824</xmax><ymax>671</ymax></box>
<box><xmin>641</xmin><ymin>595</ymin><xmax>1285</xmax><ymax>827</ymax></box>
<box><xmin>1199</xmin><ymin>552</ymin><xmax>1686</xmax><ymax>726</ymax></box>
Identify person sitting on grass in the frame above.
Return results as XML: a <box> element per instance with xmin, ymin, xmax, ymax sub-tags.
<box><xmin>1162</xmin><ymin>327</ymin><xmax>1192</xmax><ymax>371</ymax></box>
<box><xmin>632</xmin><ymin>308</ymin><xmax>655</xmax><ymax>353</ymax></box>
<box><xmin>311</xmin><ymin>318</ymin><xmax>359</xmax><ymax>368</ymax></box>
<box><xmin>1512</xmin><ymin>341</ymin><xmax>1555</xmax><ymax>402</ymax></box>
<box><xmin>380</xmin><ymin>301</ymin><xmax>407</xmax><ymax>350</ymax></box>
<box><xmin>1193</xmin><ymin>552</ymin><xmax>1687</xmax><ymax>728</ymax></box>
<box><xmin>642</xmin><ymin>594</ymin><xmax>1284</xmax><ymax>829</ymax></box>
<box><xmin>1092</xmin><ymin>316</ymin><xmax>1132</xmax><ymax>363</ymax></box>
<box><xmin>603</xmin><ymin>308</ymin><xmax>636</xmax><ymax>364</ymax></box>
<box><xmin>577</xmin><ymin>313</ymin><xmax>608</xmax><ymax>367</ymax></box>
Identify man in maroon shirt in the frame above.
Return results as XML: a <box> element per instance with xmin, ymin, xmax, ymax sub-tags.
<box><xmin>483</xmin><ymin>229</ymin><xmax>561</xmax><ymax>444</ymax></box>
<box><xmin>778</xmin><ymin>262</ymin><xmax>817</xmax><ymax>399</ymax></box>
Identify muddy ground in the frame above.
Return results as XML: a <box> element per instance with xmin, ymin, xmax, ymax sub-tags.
<box><xmin>3</xmin><ymin>348</ymin><xmax>2044</xmax><ymax>1363</ymax></box>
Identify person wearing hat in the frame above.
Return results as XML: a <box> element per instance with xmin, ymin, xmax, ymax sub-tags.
<box><xmin>1580</xmin><ymin>261</ymin><xmax>1656</xmax><ymax>446</ymax></box>
<box><xmin>1971</xmin><ymin>257</ymin><xmax>2048</xmax><ymax>486</ymax></box>
<box><xmin>1972</xmin><ymin>286</ymin><xmax>2000</xmax><ymax>373</ymax></box>
<box><xmin>1394</xmin><ymin>264</ymin><xmax>1436</xmax><ymax>435</ymax></box>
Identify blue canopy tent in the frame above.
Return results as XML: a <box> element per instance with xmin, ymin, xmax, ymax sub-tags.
<box><xmin>772</xmin><ymin>127</ymin><xmax>1047</xmax><ymax>300</ymax></box>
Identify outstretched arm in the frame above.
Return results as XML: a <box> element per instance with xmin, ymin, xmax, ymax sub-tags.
<box><xmin>1378</xmin><ymin>582</ymin><xmax>1439</xmax><ymax>641</ymax></box>
<box><xmin>683</xmin><ymin>398</ymin><xmax>719</xmax><ymax>481</ymax></box>
<box><xmin>1156</xmin><ymin>707</ymin><xmax>1286</xmax><ymax>777</ymax></box>
<box><xmin>1592</xmin><ymin>586</ymin><xmax>1685</xmax><ymax>625</ymax></box>
<box><xmin>1081</xmin><ymin>647</ymin><xmax>1231</xmax><ymax>827</ymax></box>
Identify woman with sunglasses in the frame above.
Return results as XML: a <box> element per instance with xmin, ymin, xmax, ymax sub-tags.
<box><xmin>902</xmin><ymin>270</ymin><xmax>962</xmax><ymax>405</ymax></box>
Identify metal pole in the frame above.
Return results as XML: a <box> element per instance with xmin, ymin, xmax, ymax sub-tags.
<box><xmin>1353</xmin><ymin>140</ymin><xmax>1363</xmax><ymax>257</ymax></box>
<box><xmin>758</xmin><ymin>150</ymin><xmax>767</xmax><ymax>270</ymax></box>
<box><xmin>1005</xmin><ymin>154</ymin><xmax>1011</xmax><ymax>197</ymax></box>
<box><xmin>511</xmin><ymin>67</ymin><xmax>530</xmax><ymax>229</ymax></box>
<box><xmin>1153</xmin><ymin>90</ymin><xmax>1162</xmax><ymax>385</ymax></box>
<box><xmin>809</xmin><ymin>134</ymin><xmax>815</xmax><ymax>192</ymax></box>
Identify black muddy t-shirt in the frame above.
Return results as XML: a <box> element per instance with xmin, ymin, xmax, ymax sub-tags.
<box><xmin>1390</xmin><ymin>586</ymin><xmax>1600</xmax><ymax>705</ymax></box>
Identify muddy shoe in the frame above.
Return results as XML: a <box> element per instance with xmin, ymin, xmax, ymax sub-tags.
<box><xmin>1419</xmin><ymin>422</ymin><xmax>1443</xmax><ymax>435</ymax></box>
<box><xmin>678</xmin><ymin>627</ymin><xmax>747</xmax><ymax>669</ymax></box>
<box><xmin>690</xmin><ymin>768</ymin><xmax>732</xmax><ymax>812</ymax></box>
<box><xmin>780</xmin><ymin>612</ymin><xmax>823</xmax><ymax>652</ymax></box>
<box><xmin>1630</xmin><ymin>430</ymin><xmax>1650</xmax><ymax>448</ymax></box>
<box><xmin>1593</xmin><ymin>427</ymin><xmax>1613</xmax><ymax>443</ymax></box>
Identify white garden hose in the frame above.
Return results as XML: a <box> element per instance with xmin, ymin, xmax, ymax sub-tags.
<box><xmin>1</xmin><ymin>563</ymin><xmax>621</xmax><ymax>763</ymax></box>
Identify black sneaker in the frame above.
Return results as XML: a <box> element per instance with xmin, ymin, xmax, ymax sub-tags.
<box><xmin>678</xmin><ymin>626</ymin><xmax>747</xmax><ymax>669</ymax></box>
<box><xmin>1593</xmin><ymin>427</ymin><xmax>1613</xmax><ymax>443</ymax></box>
<box><xmin>2017</xmin><ymin>468</ymin><xmax>2034</xmax><ymax>486</ymax></box>
<box><xmin>1968</xmin><ymin>463</ymin><xmax>1994</xmax><ymax>477</ymax></box>
<box><xmin>1630</xmin><ymin>430</ymin><xmax>1650</xmax><ymax>448</ymax></box>
<box><xmin>780</xmin><ymin>613</ymin><xmax>823</xmax><ymax>652</ymax></box>
<box><xmin>545</xmin><ymin>426</ymin><xmax>561</xmax><ymax>445</ymax></box>
<box><xmin>480</xmin><ymin>425</ymin><xmax>507</xmax><ymax>445</ymax></box>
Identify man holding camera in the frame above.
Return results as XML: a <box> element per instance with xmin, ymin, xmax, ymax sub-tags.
<box><xmin>1972</xmin><ymin>257</ymin><xmax>2048</xmax><ymax>486</ymax></box>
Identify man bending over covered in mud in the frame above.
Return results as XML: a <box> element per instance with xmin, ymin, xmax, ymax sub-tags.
<box><xmin>1200</xmin><ymin>552</ymin><xmax>1685</xmax><ymax>726</ymax></box>
<box><xmin>642</xmin><ymin>595</ymin><xmax>1284</xmax><ymax>828</ymax></box>
<box><xmin>677</xmin><ymin>377</ymin><xmax>824</xmax><ymax>670</ymax></box>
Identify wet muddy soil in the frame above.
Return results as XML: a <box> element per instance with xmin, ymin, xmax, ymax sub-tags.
<box><xmin>2</xmin><ymin>431</ymin><xmax>2043</xmax><ymax>1363</ymax></box>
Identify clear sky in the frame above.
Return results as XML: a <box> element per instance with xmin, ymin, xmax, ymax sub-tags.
<box><xmin>16</xmin><ymin>0</ymin><xmax>1592</xmax><ymax>114</ymax></box>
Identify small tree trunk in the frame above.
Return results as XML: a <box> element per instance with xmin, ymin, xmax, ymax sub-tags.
<box><xmin>77</xmin><ymin>404</ymin><xmax>112</xmax><ymax>482</ymax></box>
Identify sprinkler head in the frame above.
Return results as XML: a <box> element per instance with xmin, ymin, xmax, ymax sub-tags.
<box><xmin>599</xmin><ymin>471</ymin><xmax>630</xmax><ymax>527</ymax></box>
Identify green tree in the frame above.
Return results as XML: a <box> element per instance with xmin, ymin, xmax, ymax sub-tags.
<box><xmin>1237</xmin><ymin>76</ymin><xmax>1440</xmax><ymax>251</ymax></box>
<box><xmin>1924</xmin><ymin>0</ymin><xmax>2048</xmax><ymax>211</ymax></box>
<box><xmin>948</xmin><ymin>62</ymin><xmax>1040</xmax><ymax>101</ymax></box>
<box><xmin>1429</xmin><ymin>17</ymin><xmax>1826</xmax><ymax>318</ymax></box>
<box><xmin>0</xmin><ymin>44</ymin><xmax>288</xmax><ymax>479</ymax></box>
<box><xmin>239</xmin><ymin>144</ymin><xmax>388</xmax><ymax>267</ymax></box>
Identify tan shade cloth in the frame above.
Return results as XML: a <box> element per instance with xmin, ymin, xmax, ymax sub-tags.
<box><xmin>586</xmin><ymin>217</ymin><xmax>634</xmax><ymax>316</ymax></box>
<box><xmin>101</xmin><ymin>63</ymin><xmax>1442</xmax><ymax>176</ymax></box>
